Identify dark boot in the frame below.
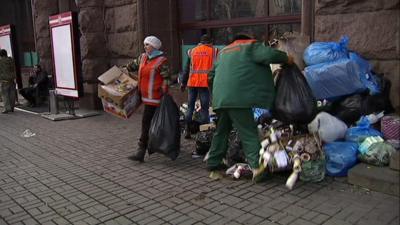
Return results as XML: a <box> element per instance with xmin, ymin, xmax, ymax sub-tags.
<box><xmin>128</xmin><ymin>146</ymin><xmax>146</xmax><ymax>162</ymax></box>
<box><xmin>184</xmin><ymin>124</ymin><xmax>191</xmax><ymax>139</ymax></box>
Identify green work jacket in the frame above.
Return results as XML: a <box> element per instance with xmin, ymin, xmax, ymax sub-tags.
<box><xmin>209</xmin><ymin>39</ymin><xmax>288</xmax><ymax>110</ymax></box>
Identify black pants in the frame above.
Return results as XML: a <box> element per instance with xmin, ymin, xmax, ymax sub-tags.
<box><xmin>19</xmin><ymin>87</ymin><xmax>36</xmax><ymax>105</ymax></box>
<box><xmin>139</xmin><ymin>104</ymin><xmax>158</xmax><ymax>148</ymax></box>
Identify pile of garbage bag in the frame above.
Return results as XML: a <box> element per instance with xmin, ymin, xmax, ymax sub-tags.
<box><xmin>193</xmin><ymin>34</ymin><xmax>398</xmax><ymax>190</ymax></box>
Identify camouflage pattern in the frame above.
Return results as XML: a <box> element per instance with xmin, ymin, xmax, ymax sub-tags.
<box><xmin>0</xmin><ymin>57</ymin><xmax>16</xmax><ymax>82</ymax></box>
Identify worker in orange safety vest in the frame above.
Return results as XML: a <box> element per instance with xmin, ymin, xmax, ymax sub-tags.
<box><xmin>180</xmin><ymin>34</ymin><xmax>219</xmax><ymax>157</ymax></box>
<box><xmin>126</xmin><ymin>35</ymin><xmax>170</xmax><ymax>162</ymax></box>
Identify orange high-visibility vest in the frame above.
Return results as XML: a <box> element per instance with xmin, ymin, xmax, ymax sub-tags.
<box><xmin>187</xmin><ymin>44</ymin><xmax>218</xmax><ymax>87</ymax></box>
<box><xmin>138</xmin><ymin>53</ymin><xmax>167</xmax><ymax>106</ymax></box>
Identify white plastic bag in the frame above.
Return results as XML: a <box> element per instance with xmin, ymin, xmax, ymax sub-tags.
<box><xmin>308</xmin><ymin>112</ymin><xmax>347</xmax><ymax>143</ymax></box>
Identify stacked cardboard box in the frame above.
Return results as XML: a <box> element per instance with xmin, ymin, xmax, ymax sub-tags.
<box><xmin>98</xmin><ymin>66</ymin><xmax>140</xmax><ymax>119</ymax></box>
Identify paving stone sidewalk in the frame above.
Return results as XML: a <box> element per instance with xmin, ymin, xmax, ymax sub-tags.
<box><xmin>0</xmin><ymin>110</ymin><xmax>399</xmax><ymax>225</ymax></box>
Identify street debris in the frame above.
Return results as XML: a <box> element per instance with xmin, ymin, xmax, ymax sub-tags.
<box><xmin>21</xmin><ymin>129</ymin><xmax>36</xmax><ymax>138</ymax></box>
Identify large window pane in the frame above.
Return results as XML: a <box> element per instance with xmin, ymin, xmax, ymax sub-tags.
<box><xmin>181</xmin><ymin>29</ymin><xmax>206</xmax><ymax>45</ymax></box>
<box><xmin>211</xmin><ymin>0</ymin><xmax>267</xmax><ymax>20</ymax></box>
<box><xmin>268</xmin><ymin>23</ymin><xmax>300</xmax><ymax>40</ymax></box>
<box><xmin>211</xmin><ymin>25</ymin><xmax>267</xmax><ymax>45</ymax></box>
<box><xmin>269</xmin><ymin>0</ymin><xmax>301</xmax><ymax>16</ymax></box>
<box><xmin>179</xmin><ymin>0</ymin><xmax>207</xmax><ymax>22</ymax></box>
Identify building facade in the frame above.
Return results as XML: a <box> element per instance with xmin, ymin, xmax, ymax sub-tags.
<box><xmin>1</xmin><ymin>0</ymin><xmax>399</xmax><ymax>110</ymax></box>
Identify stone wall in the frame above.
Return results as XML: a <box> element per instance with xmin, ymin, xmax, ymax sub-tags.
<box><xmin>76</xmin><ymin>0</ymin><xmax>140</xmax><ymax>109</ymax></box>
<box><xmin>32</xmin><ymin>0</ymin><xmax>140</xmax><ymax>109</ymax></box>
<box><xmin>75</xmin><ymin>0</ymin><xmax>106</xmax><ymax>109</ymax></box>
<box><xmin>104</xmin><ymin>0</ymin><xmax>139</xmax><ymax>66</ymax></box>
<box><xmin>314</xmin><ymin>0</ymin><xmax>400</xmax><ymax>110</ymax></box>
<box><xmin>31</xmin><ymin>0</ymin><xmax>59</xmax><ymax>74</ymax></box>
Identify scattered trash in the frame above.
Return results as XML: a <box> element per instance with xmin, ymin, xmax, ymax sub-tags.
<box><xmin>358</xmin><ymin>141</ymin><xmax>396</xmax><ymax>166</ymax></box>
<box><xmin>195</xmin><ymin>129</ymin><xmax>214</xmax><ymax>155</ymax></box>
<box><xmin>226</xmin><ymin>129</ymin><xmax>246</xmax><ymax>167</ymax></box>
<box><xmin>345</xmin><ymin>116</ymin><xmax>383</xmax><ymax>143</ymax></box>
<box><xmin>358</xmin><ymin>136</ymin><xmax>383</xmax><ymax>154</ymax></box>
<box><xmin>226</xmin><ymin>163</ymin><xmax>252</xmax><ymax>179</ymax></box>
<box><xmin>21</xmin><ymin>129</ymin><xmax>36</xmax><ymax>138</ymax></box>
<box><xmin>381</xmin><ymin>115</ymin><xmax>400</xmax><ymax>140</ymax></box>
<box><xmin>197</xmin><ymin>36</ymin><xmax>397</xmax><ymax>192</ymax></box>
<box><xmin>324</xmin><ymin>142</ymin><xmax>358</xmax><ymax>177</ymax></box>
<box><xmin>308</xmin><ymin>112</ymin><xmax>347</xmax><ymax>143</ymax></box>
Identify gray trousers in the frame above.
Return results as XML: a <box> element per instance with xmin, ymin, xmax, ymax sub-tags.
<box><xmin>1</xmin><ymin>81</ymin><xmax>16</xmax><ymax>111</ymax></box>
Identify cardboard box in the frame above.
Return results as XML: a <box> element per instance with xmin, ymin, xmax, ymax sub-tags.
<box><xmin>199</xmin><ymin>123</ymin><xmax>216</xmax><ymax>131</ymax></box>
<box><xmin>98</xmin><ymin>66</ymin><xmax>138</xmax><ymax>108</ymax></box>
<box><xmin>98</xmin><ymin>66</ymin><xmax>141</xmax><ymax>119</ymax></box>
<box><xmin>101</xmin><ymin>91</ymin><xmax>141</xmax><ymax>119</ymax></box>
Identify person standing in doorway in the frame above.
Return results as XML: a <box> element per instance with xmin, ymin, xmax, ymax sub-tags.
<box><xmin>180</xmin><ymin>34</ymin><xmax>219</xmax><ymax>146</ymax></box>
<box><xmin>206</xmin><ymin>34</ymin><xmax>293</xmax><ymax>180</ymax></box>
<box><xmin>126</xmin><ymin>35</ymin><xmax>170</xmax><ymax>162</ymax></box>
<box><xmin>0</xmin><ymin>49</ymin><xmax>16</xmax><ymax>114</ymax></box>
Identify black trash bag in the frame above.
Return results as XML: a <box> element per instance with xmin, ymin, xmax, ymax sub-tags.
<box><xmin>361</xmin><ymin>74</ymin><xmax>395</xmax><ymax>115</ymax></box>
<box><xmin>189</xmin><ymin>120</ymin><xmax>201</xmax><ymax>134</ymax></box>
<box><xmin>195</xmin><ymin>129</ymin><xmax>214</xmax><ymax>155</ymax></box>
<box><xmin>273</xmin><ymin>64</ymin><xmax>317</xmax><ymax>124</ymax></box>
<box><xmin>330</xmin><ymin>94</ymin><xmax>364</xmax><ymax>125</ymax></box>
<box><xmin>226</xmin><ymin>129</ymin><xmax>246</xmax><ymax>167</ymax></box>
<box><xmin>330</xmin><ymin>75</ymin><xmax>395</xmax><ymax>126</ymax></box>
<box><xmin>180</xmin><ymin>120</ymin><xmax>200</xmax><ymax>135</ymax></box>
<box><xmin>148</xmin><ymin>94</ymin><xmax>181</xmax><ymax>160</ymax></box>
<box><xmin>362</xmin><ymin>94</ymin><xmax>394</xmax><ymax>115</ymax></box>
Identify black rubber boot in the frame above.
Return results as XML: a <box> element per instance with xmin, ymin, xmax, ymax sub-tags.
<box><xmin>184</xmin><ymin>124</ymin><xmax>191</xmax><ymax>139</ymax></box>
<box><xmin>128</xmin><ymin>146</ymin><xmax>146</xmax><ymax>162</ymax></box>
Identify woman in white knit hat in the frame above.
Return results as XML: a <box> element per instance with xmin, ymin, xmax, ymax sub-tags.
<box><xmin>126</xmin><ymin>35</ymin><xmax>170</xmax><ymax>162</ymax></box>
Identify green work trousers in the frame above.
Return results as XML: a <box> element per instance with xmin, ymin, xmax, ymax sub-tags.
<box><xmin>0</xmin><ymin>81</ymin><xmax>16</xmax><ymax>111</ymax></box>
<box><xmin>207</xmin><ymin>108</ymin><xmax>260</xmax><ymax>170</ymax></box>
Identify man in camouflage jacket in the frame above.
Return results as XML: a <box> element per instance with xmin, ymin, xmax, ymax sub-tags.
<box><xmin>0</xmin><ymin>49</ymin><xmax>16</xmax><ymax>113</ymax></box>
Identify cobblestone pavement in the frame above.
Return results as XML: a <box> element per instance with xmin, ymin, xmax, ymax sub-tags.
<box><xmin>0</xmin><ymin>110</ymin><xmax>399</xmax><ymax>225</ymax></box>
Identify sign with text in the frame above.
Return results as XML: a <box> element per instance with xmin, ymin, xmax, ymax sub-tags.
<box><xmin>49</xmin><ymin>12</ymin><xmax>82</xmax><ymax>98</ymax></box>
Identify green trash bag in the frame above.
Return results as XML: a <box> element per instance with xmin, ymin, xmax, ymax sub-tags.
<box><xmin>300</xmin><ymin>157</ymin><xmax>326</xmax><ymax>182</ymax></box>
<box><xmin>358</xmin><ymin>142</ymin><xmax>396</xmax><ymax>166</ymax></box>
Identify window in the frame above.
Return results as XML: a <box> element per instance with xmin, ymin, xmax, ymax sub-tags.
<box><xmin>179</xmin><ymin>0</ymin><xmax>301</xmax><ymax>45</ymax></box>
<box><xmin>269</xmin><ymin>0</ymin><xmax>301</xmax><ymax>16</ymax></box>
<box><xmin>211</xmin><ymin>0</ymin><xmax>268</xmax><ymax>20</ymax></box>
<box><xmin>211</xmin><ymin>25</ymin><xmax>267</xmax><ymax>45</ymax></box>
<box><xmin>179</xmin><ymin>0</ymin><xmax>208</xmax><ymax>22</ymax></box>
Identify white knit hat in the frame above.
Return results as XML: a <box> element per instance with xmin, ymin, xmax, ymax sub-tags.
<box><xmin>144</xmin><ymin>36</ymin><xmax>162</xmax><ymax>50</ymax></box>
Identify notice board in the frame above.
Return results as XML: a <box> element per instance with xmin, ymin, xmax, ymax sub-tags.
<box><xmin>0</xmin><ymin>24</ymin><xmax>23</xmax><ymax>89</ymax></box>
<box><xmin>49</xmin><ymin>12</ymin><xmax>82</xmax><ymax>98</ymax></box>
<box><xmin>0</xmin><ymin>25</ymin><xmax>13</xmax><ymax>57</ymax></box>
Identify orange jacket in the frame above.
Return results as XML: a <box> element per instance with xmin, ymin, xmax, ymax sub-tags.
<box><xmin>138</xmin><ymin>53</ymin><xmax>168</xmax><ymax>106</ymax></box>
<box><xmin>186</xmin><ymin>44</ymin><xmax>218</xmax><ymax>87</ymax></box>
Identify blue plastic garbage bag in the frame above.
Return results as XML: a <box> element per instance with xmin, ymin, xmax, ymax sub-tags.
<box><xmin>345</xmin><ymin>116</ymin><xmax>383</xmax><ymax>143</ymax></box>
<box><xmin>349</xmin><ymin>52</ymin><xmax>380</xmax><ymax>95</ymax></box>
<box><xmin>304</xmin><ymin>36</ymin><xmax>349</xmax><ymax>66</ymax></box>
<box><xmin>304</xmin><ymin>58</ymin><xmax>366</xmax><ymax>100</ymax></box>
<box><xmin>252</xmin><ymin>108</ymin><xmax>271</xmax><ymax>121</ymax></box>
<box><xmin>324</xmin><ymin>141</ymin><xmax>358</xmax><ymax>176</ymax></box>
